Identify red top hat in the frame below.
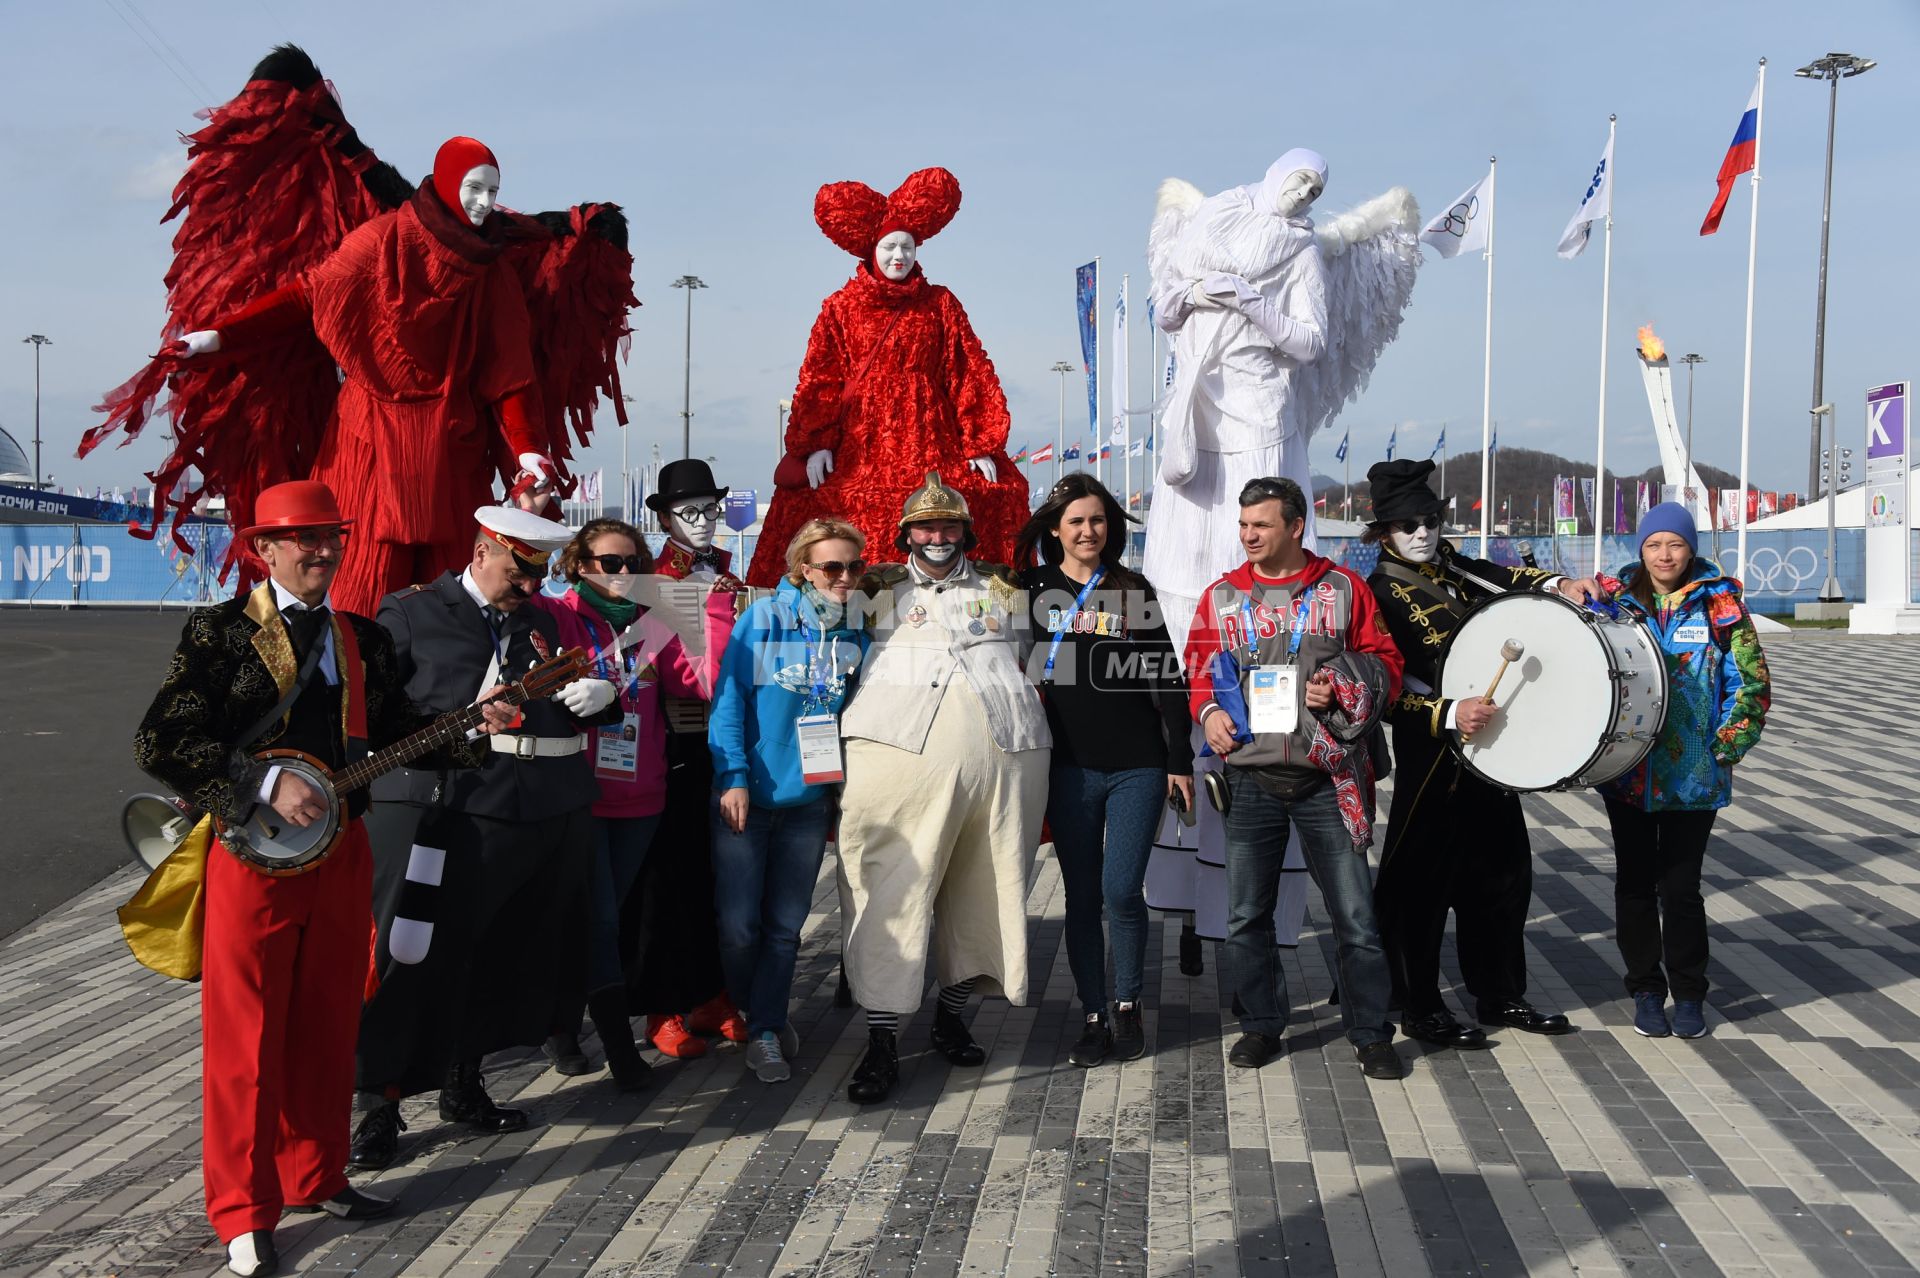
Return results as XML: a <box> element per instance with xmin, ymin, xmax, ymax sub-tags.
<box><xmin>238</xmin><ymin>480</ymin><xmax>353</xmax><ymax>539</ymax></box>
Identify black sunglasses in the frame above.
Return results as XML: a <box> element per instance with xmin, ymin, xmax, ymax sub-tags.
<box><xmin>590</xmin><ymin>553</ymin><xmax>647</xmax><ymax>574</ymax></box>
<box><xmin>1388</xmin><ymin>516</ymin><xmax>1442</xmax><ymax>534</ymax></box>
<box><xmin>807</xmin><ymin>558</ymin><xmax>867</xmax><ymax>579</ymax></box>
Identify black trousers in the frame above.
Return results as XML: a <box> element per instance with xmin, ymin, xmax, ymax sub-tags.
<box><xmin>1605</xmin><ymin>798</ymin><xmax>1717</xmax><ymax>1002</ymax></box>
<box><xmin>1374</xmin><ymin>724</ymin><xmax>1534</xmax><ymax>1017</ymax></box>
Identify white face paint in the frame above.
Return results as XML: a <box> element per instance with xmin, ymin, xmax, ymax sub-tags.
<box><xmin>1272</xmin><ymin>168</ymin><xmax>1323</xmax><ymax>217</ymax></box>
<box><xmin>667</xmin><ymin>499</ymin><xmax>723</xmax><ymax>552</ymax></box>
<box><xmin>1388</xmin><ymin>522</ymin><xmax>1441</xmax><ymax>563</ymax></box>
<box><xmin>874</xmin><ymin>231</ymin><xmax>917</xmax><ymax>281</ymax></box>
<box><xmin>916</xmin><ymin>542</ymin><xmax>958</xmax><ymax>565</ymax></box>
<box><xmin>458</xmin><ymin>164</ymin><xmax>500</xmax><ymax>226</ymax></box>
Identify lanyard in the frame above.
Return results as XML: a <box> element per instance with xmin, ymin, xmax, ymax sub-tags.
<box><xmin>800</xmin><ymin>623</ymin><xmax>840</xmax><ymax>716</ymax></box>
<box><xmin>1239</xmin><ymin>589</ymin><xmax>1311</xmax><ymax>664</ymax></box>
<box><xmin>1042</xmin><ymin>566</ymin><xmax>1105</xmax><ymax>684</ymax></box>
<box><xmin>589</xmin><ymin>613</ymin><xmax>649</xmax><ymax>703</ymax></box>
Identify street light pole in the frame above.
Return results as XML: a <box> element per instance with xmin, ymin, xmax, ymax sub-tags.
<box><xmin>670</xmin><ymin>275</ymin><xmax>707</xmax><ymax>459</ymax></box>
<box><xmin>1796</xmin><ymin>52</ymin><xmax>1875</xmax><ymax>496</ymax></box>
<box><xmin>22</xmin><ymin>335</ymin><xmax>50</xmax><ymax>490</ymax></box>
<box><xmin>1050</xmin><ymin>361</ymin><xmax>1075</xmax><ymax>487</ymax></box>
<box><xmin>1678</xmin><ymin>354</ymin><xmax>1706</xmax><ymax>484</ymax></box>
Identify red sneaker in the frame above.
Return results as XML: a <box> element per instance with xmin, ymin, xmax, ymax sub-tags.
<box><xmin>685</xmin><ymin>994</ymin><xmax>739</xmax><ymax>1038</ymax></box>
<box><xmin>647</xmin><ymin>1014</ymin><xmax>707</xmax><ymax>1059</ymax></box>
<box><xmin>716</xmin><ymin>1012</ymin><xmax>749</xmax><ymax>1044</ymax></box>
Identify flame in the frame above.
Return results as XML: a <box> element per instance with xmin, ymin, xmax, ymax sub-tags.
<box><xmin>1637</xmin><ymin>325</ymin><xmax>1666</xmax><ymax>363</ymax></box>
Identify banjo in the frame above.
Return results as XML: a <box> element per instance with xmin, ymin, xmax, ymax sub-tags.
<box><xmin>215</xmin><ymin>647</ymin><xmax>591</xmax><ymax>876</ymax></box>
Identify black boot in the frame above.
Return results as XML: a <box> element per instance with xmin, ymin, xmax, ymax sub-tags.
<box><xmin>930</xmin><ymin>1005</ymin><xmax>987</xmax><ymax>1066</ymax></box>
<box><xmin>1179</xmin><ymin>922</ymin><xmax>1205</xmax><ymax>977</ymax></box>
<box><xmin>439</xmin><ymin>1060</ymin><xmax>530</xmax><ymax>1132</ymax></box>
<box><xmin>588</xmin><ymin>986</ymin><xmax>653</xmax><ymax>1092</ymax></box>
<box><xmin>346</xmin><ymin>1095</ymin><xmax>405</xmax><ymax>1171</ymax></box>
<box><xmin>542</xmin><ymin>1031</ymin><xmax>591</xmax><ymax>1076</ymax></box>
<box><xmin>847</xmin><ymin>1029</ymin><xmax>898</xmax><ymax>1104</ymax></box>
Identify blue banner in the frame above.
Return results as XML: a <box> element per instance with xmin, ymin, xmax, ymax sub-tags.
<box><xmin>1075</xmin><ymin>261</ymin><xmax>1098</xmax><ymax>435</ymax></box>
<box><xmin>0</xmin><ymin>522</ymin><xmax>233</xmax><ymax>605</ymax></box>
<box><xmin>0</xmin><ymin>482</ymin><xmax>219</xmax><ymax>530</ymax></box>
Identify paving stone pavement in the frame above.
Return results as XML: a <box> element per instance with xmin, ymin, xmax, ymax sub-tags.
<box><xmin>3</xmin><ymin>632</ymin><xmax>1918</xmax><ymax>1278</ymax></box>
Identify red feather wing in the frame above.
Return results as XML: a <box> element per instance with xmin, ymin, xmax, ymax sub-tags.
<box><xmin>82</xmin><ymin>70</ymin><xmax>392</xmax><ymax>569</ymax></box>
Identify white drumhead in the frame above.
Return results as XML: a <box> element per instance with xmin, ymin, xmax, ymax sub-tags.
<box><xmin>1438</xmin><ymin>594</ymin><xmax>1617</xmax><ymax>791</ymax></box>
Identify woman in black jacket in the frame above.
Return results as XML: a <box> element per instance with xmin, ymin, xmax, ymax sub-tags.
<box><xmin>1016</xmin><ymin>474</ymin><xmax>1194</xmax><ymax>1066</ymax></box>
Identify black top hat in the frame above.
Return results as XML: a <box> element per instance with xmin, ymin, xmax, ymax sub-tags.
<box><xmin>645</xmin><ymin>459</ymin><xmax>730</xmax><ymax>513</ymax></box>
<box><xmin>1366</xmin><ymin>459</ymin><xmax>1444</xmax><ymax>524</ymax></box>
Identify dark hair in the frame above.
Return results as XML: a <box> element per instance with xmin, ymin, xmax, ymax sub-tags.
<box><xmin>1238</xmin><ymin>476</ymin><xmax>1308</xmax><ymax>524</ymax></box>
<box><xmin>557</xmin><ymin>518</ymin><xmax>654</xmax><ymax>583</ymax></box>
<box><xmin>1014</xmin><ymin>471</ymin><xmax>1142</xmax><ymax>587</ymax></box>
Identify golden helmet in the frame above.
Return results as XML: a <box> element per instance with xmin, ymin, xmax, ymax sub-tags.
<box><xmin>897</xmin><ymin>470</ymin><xmax>972</xmax><ymax>529</ymax></box>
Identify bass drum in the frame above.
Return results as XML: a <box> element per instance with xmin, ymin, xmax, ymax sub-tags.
<box><xmin>1437</xmin><ymin>592</ymin><xmax>1668</xmax><ymax>792</ymax></box>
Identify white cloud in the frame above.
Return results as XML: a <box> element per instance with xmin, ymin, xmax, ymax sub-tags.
<box><xmin>117</xmin><ymin>149</ymin><xmax>185</xmax><ymax>202</ymax></box>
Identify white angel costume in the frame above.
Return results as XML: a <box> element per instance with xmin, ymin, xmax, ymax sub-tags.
<box><xmin>1141</xmin><ymin>148</ymin><xmax>1421</xmax><ymax>943</ymax></box>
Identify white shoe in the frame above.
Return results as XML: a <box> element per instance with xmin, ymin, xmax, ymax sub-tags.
<box><xmin>745</xmin><ymin>1031</ymin><xmax>791</xmax><ymax>1083</ymax></box>
<box><xmin>227</xmin><ymin>1229</ymin><xmax>279</xmax><ymax>1277</ymax></box>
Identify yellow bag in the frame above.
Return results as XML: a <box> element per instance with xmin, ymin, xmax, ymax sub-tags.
<box><xmin>116</xmin><ymin>814</ymin><xmax>215</xmax><ymax>981</ymax></box>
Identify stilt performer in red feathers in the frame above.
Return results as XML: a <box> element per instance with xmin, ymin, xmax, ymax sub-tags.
<box><xmin>82</xmin><ymin>46</ymin><xmax>637</xmax><ymax>618</ymax></box>
<box><xmin>747</xmin><ymin>167</ymin><xmax>1028</xmax><ymax>586</ymax></box>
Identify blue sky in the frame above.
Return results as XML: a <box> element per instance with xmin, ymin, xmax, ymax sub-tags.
<box><xmin>4</xmin><ymin>1</ymin><xmax>1917</xmax><ymax>501</ymax></box>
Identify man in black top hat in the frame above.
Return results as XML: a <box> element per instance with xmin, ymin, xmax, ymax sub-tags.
<box><xmin>1363</xmin><ymin>460</ymin><xmax>1598</xmax><ymax>1047</ymax></box>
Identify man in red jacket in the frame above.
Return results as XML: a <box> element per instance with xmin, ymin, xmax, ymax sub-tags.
<box><xmin>1184</xmin><ymin>477</ymin><xmax>1406</xmax><ymax>1079</ymax></box>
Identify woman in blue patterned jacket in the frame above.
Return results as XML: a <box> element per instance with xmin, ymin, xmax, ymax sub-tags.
<box><xmin>1598</xmin><ymin>503</ymin><xmax>1770</xmax><ymax>1041</ymax></box>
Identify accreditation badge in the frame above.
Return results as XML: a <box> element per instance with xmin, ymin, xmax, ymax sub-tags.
<box><xmin>796</xmin><ymin>714</ymin><xmax>845</xmax><ymax>785</ymax></box>
<box><xmin>594</xmin><ymin>712</ymin><xmax>641</xmax><ymax>780</ymax></box>
<box><xmin>1247</xmin><ymin>665</ymin><xmax>1299</xmax><ymax>736</ymax></box>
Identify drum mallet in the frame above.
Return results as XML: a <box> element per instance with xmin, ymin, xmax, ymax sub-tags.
<box><xmin>1464</xmin><ymin>638</ymin><xmax>1524</xmax><ymax>741</ymax></box>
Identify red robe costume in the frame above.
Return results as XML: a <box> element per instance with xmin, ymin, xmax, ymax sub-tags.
<box><xmin>746</xmin><ymin>169</ymin><xmax>1028</xmax><ymax>585</ymax></box>
<box><xmin>82</xmin><ymin>48</ymin><xmax>635</xmax><ymax>617</ymax></box>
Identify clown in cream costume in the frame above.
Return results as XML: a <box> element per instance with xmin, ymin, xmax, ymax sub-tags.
<box><xmin>835</xmin><ymin>472</ymin><xmax>1048</xmax><ymax>1105</ymax></box>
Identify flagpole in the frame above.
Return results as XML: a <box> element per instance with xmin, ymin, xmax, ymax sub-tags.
<box><xmin>1122</xmin><ymin>272</ymin><xmax>1133</xmax><ymax>514</ymax></box>
<box><xmin>1479</xmin><ymin>156</ymin><xmax>1497</xmax><ymax>556</ymax></box>
<box><xmin>1592</xmin><ymin>116</ymin><xmax>1617</xmax><ymax>572</ymax></box>
<box><xmin>1736</xmin><ymin>61</ymin><xmax>1765</xmax><ymax>579</ymax></box>
<box><xmin>1439</xmin><ymin>422</ymin><xmax>1448</xmax><ymax>515</ymax></box>
<box><xmin>1094</xmin><ymin>255</ymin><xmax>1103</xmax><ymax>489</ymax></box>
<box><xmin>1343</xmin><ymin>443</ymin><xmax>1350</xmax><ymax>521</ymax></box>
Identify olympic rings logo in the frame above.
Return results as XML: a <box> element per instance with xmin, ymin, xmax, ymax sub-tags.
<box><xmin>1434</xmin><ymin>196</ymin><xmax>1480</xmax><ymax>240</ymax></box>
<box><xmin>1740</xmin><ymin>546</ymin><xmax>1821</xmax><ymax>594</ymax></box>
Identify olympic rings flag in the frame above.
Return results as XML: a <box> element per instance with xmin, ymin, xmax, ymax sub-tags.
<box><xmin>1419</xmin><ymin>173</ymin><xmax>1491</xmax><ymax>260</ymax></box>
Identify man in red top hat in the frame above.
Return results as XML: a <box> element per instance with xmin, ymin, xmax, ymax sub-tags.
<box><xmin>134</xmin><ymin>480</ymin><xmax>517</xmax><ymax>1277</ymax></box>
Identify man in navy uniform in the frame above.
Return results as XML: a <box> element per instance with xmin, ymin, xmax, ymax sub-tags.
<box><xmin>349</xmin><ymin>507</ymin><xmax>619</xmax><ymax>1170</ymax></box>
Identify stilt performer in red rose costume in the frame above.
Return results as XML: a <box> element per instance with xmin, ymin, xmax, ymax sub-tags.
<box><xmin>82</xmin><ymin>46</ymin><xmax>637</xmax><ymax>618</ymax></box>
<box><xmin>747</xmin><ymin>167</ymin><xmax>1027</xmax><ymax>586</ymax></box>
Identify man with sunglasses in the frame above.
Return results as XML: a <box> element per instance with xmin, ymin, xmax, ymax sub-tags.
<box><xmin>348</xmin><ymin>506</ymin><xmax>620</xmax><ymax>1172</ymax></box>
<box><xmin>1363</xmin><ymin>459</ymin><xmax>1599</xmax><ymax>1050</ymax></box>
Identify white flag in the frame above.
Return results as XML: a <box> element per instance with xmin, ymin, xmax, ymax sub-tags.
<box><xmin>1557</xmin><ymin>132</ymin><xmax>1614</xmax><ymax>259</ymax></box>
<box><xmin>1110</xmin><ymin>276</ymin><xmax>1130</xmax><ymax>445</ymax></box>
<box><xmin>1419</xmin><ymin>172</ymin><xmax>1491</xmax><ymax>259</ymax></box>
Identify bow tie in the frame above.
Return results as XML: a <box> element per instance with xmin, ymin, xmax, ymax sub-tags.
<box><xmin>687</xmin><ymin>548</ymin><xmax>723</xmax><ymax>569</ymax></box>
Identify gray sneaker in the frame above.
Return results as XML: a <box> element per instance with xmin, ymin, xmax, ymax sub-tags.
<box><xmin>746</xmin><ymin>1032</ymin><xmax>791</xmax><ymax>1083</ymax></box>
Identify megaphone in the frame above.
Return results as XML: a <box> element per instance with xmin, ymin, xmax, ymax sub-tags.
<box><xmin>122</xmin><ymin>793</ymin><xmax>196</xmax><ymax>872</ymax></box>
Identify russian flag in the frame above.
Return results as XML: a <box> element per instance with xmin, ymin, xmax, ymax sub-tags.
<box><xmin>1701</xmin><ymin>80</ymin><xmax>1760</xmax><ymax>236</ymax></box>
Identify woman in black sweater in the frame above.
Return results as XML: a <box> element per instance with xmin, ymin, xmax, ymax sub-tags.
<box><xmin>1017</xmin><ymin>474</ymin><xmax>1194</xmax><ymax>1066</ymax></box>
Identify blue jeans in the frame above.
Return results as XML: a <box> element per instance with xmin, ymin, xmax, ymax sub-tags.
<box><xmin>710</xmin><ymin>793</ymin><xmax>834</xmax><ymax>1036</ymax></box>
<box><xmin>590</xmin><ymin>814</ymin><xmax>662</xmax><ymax>992</ymax></box>
<box><xmin>1047</xmin><ymin>763</ymin><xmax>1164</xmax><ymax>1015</ymax></box>
<box><xmin>1222</xmin><ymin>771</ymin><xmax>1392</xmax><ymax>1047</ymax></box>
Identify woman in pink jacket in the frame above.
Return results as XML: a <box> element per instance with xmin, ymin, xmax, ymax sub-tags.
<box><xmin>531</xmin><ymin>518</ymin><xmax>723</xmax><ymax>1088</ymax></box>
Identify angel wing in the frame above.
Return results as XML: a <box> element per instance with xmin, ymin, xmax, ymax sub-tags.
<box><xmin>504</xmin><ymin>204</ymin><xmax>639</xmax><ymax>490</ymax></box>
<box><xmin>81</xmin><ymin>45</ymin><xmax>397</xmax><ymax>562</ymax></box>
<box><xmin>1291</xmin><ymin>187</ymin><xmax>1423</xmax><ymax>441</ymax></box>
<box><xmin>1147</xmin><ymin>178</ymin><xmax>1204</xmax><ymax>300</ymax></box>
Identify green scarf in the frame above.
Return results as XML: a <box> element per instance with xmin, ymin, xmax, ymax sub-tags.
<box><xmin>573</xmin><ymin>579</ymin><xmax>639</xmax><ymax>633</ymax></box>
<box><xmin>800</xmin><ymin>581</ymin><xmax>844</xmax><ymax>631</ymax></box>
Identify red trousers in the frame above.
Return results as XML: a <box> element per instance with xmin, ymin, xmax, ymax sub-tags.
<box><xmin>202</xmin><ymin>821</ymin><xmax>371</xmax><ymax>1241</ymax></box>
<box><xmin>329</xmin><ymin>533</ymin><xmax>473</xmax><ymax>619</ymax></box>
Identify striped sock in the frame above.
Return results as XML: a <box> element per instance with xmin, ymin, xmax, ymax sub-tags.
<box><xmin>865</xmin><ymin>1009</ymin><xmax>900</xmax><ymax>1034</ymax></box>
<box><xmin>937</xmin><ymin>980</ymin><xmax>975</xmax><ymax>1016</ymax></box>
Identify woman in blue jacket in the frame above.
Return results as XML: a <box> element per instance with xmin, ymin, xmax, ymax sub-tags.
<box><xmin>710</xmin><ymin>518</ymin><xmax>870</xmax><ymax>1082</ymax></box>
<box><xmin>1599</xmin><ymin>503</ymin><xmax>1770</xmax><ymax>1041</ymax></box>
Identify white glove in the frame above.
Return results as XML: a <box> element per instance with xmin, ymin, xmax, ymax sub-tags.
<box><xmin>806</xmin><ymin>449</ymin><xmax>835</xmax><ymax>489</ymax></box>
<box><xmin>181</xmin><ymin>330</ymin><xmax>222</xmax><ymax>357</ymax></box>
<box><xmin>1186</xmin><ymin>282</ymin><xmax>1224</xmax><ymax>311</ymax></box>
<box><xmin>968</xmin><ymin>456</ymin><xmax>997</xmax><ymax>484</ymax></box>
<box><xmin>517</xmin><ymin>452</ymin><xmax>556</xmax><ymax>486</ymax></box>
<box><xmin>557</xmin><ymin>677</ymin><xmax>617</xmax><ymax>717</ymax></box>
